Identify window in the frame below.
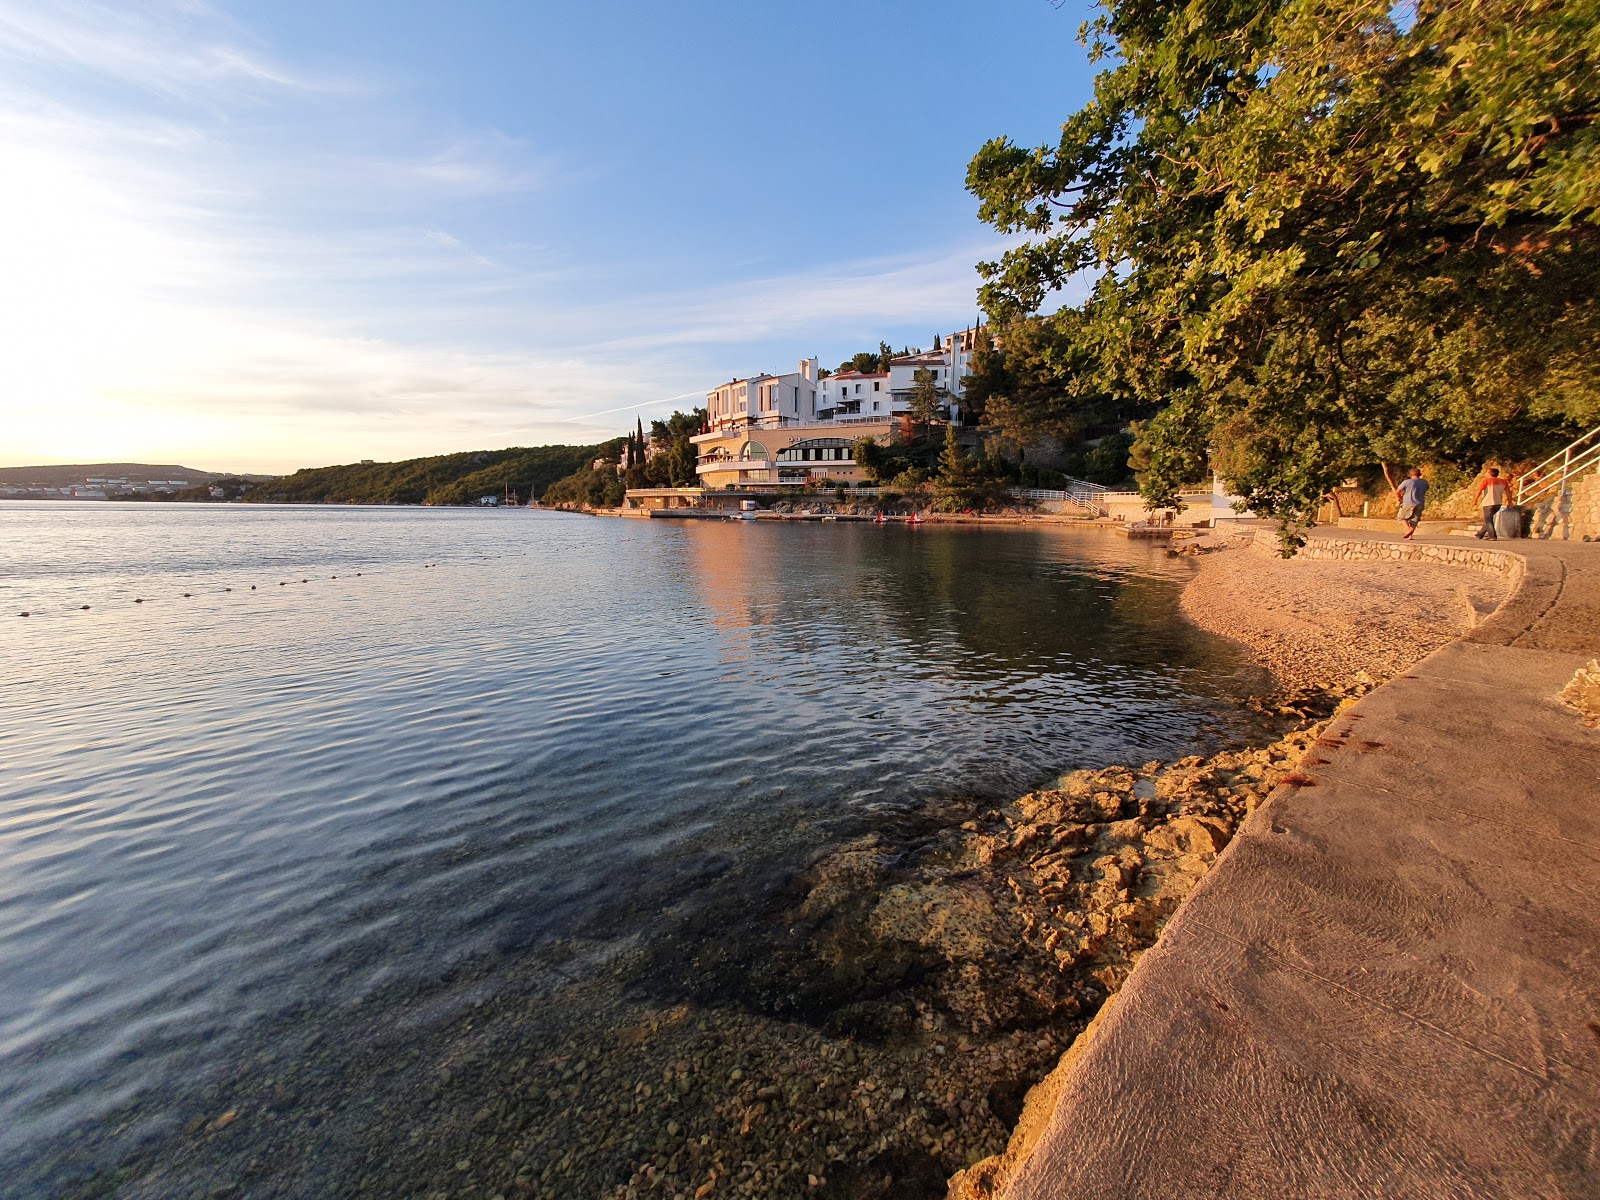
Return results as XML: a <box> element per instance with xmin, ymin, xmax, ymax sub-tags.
<box><xmin>872</xmin><ymin>401</ymin><xmax>880</xmax><ymax>411</ymax></box>
<box><xmin>776</xmin><ymin>438</ymin><xmax>853</xmax><ymax>463</ymax></box>
<box><xmin>873</xmin><ymin>381</ymin><xmax>880</xmax><ymax>391</ymax></box>
<box><xmin>854</xmin><ymin>384</ymin><xmax>861</xmax><ymax>394</ymax></box>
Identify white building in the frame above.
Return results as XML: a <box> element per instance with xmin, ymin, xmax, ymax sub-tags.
<box><xmin>817</xmin><ymin>368</ymin><xmax>890</xmax><ymax>422</ymax></box>
<box><xmin>815</xmin><ymin>328</ymin><xmax>981</xmax><ymax>426</ymax></box>
<box><xmin>679</xmin><ymin>326</ymin><xmax>989</xmax><ymax>491</ymax></box>
<box><xmin>706</xmin><ymin>358</ymin><xmax>823</xmax><ymax>433</ymax></box>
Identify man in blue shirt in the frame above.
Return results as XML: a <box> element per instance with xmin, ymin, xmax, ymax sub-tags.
<box><xmin>1396</xmin><ymin>468</ymin><xmax>1429</xmax><ymax>540</ymax></box>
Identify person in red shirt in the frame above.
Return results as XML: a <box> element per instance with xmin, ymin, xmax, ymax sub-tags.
<box><xmin>1474</xmin><ymin>468</ymin><xmax>1512</xmax><ymax>539</ymax></box>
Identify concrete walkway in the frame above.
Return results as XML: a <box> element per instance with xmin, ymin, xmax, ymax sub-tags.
<box><xmin>996</xmin><ymin>530</ymin><xmax>1600</xmax><ymax>1199</ymax></box>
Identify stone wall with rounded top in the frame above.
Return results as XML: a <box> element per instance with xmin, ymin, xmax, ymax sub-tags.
<box><xmin>1251</xmin><ymin>529</ymin><xmax>1525</xmax><ymax>583</ymax></box>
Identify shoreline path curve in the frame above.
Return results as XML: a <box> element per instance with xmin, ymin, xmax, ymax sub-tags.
<box><xmin>980</xmin><ymin>527</ymin><xmax>1600</xmax><ymax>1200</ymax></box>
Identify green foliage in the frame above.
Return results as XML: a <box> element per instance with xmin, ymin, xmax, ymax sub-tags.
<box><xmin>969</xmin><ymin>0</ymin><xmax>1600</xmax><ymax>547</ymax></box>
<box><xmin>1066</xmin><ymin>432</ymin><xmax>1136</xmax><ymax>487</ymax></box>
<box><xmin>933</xmin><ymin>423</ymin><xmax>1016</xmax><ymax>511</ymax></box>
<box><xmin>938</xmin><ymin>423</ymin><xmax>970</xmax><ymax>481</ymax></box>
<box><xmin>542</xmin><ymin>467</ymin><xmax>625</xmax><ymax>509</ymax></box>
<box><xmin>963</xmin><ymin>314</ymin><xmax>1143</xmax><ymax>453</ymax></box>
<box><xmin>851</xmin><ymin>429</ymin><xmax>942</xmax><ymax>484</ymax></box>
<box><xmin>248</xmin><ymin>443</ymin><xmax>610</xmax><ymax>506</ymax></box>
<box><xmin>852</xmin><ymin>436</ymin><xmax>890</xmax><ymax>481</ymax></box>
<box><xmin>908</xmin><ymin>367</ymin><xmax>947</xmax><ymax>426</ymax></box>
<box><xmin>641</xmin><ymin>408</ymin><xmax>706</xmax><ymax>489</ymax></box>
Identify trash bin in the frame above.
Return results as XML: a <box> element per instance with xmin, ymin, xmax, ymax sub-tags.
<box><xmin>1494</xmin><ymin>505</ymin><xmax>1524</xmax><ymax>539</ymax></box>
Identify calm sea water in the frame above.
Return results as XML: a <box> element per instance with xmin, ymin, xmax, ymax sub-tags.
<box><xmin>0</xmin><ymin>503</ymin><xmax>1269</xmax><ymax>1196</ymax></box>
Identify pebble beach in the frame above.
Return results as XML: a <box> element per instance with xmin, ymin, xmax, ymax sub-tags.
<box><xmin>1176</xmin><ymin>531</ymin><xmax>1510</xmax><ymax>691</ymax></box>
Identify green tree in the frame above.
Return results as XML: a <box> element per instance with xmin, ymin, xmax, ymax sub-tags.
<box><xmin>853</xmin><ymin>436</ymin><xmax>892</xmax><ymax>483</ymax></box>
<box><xmin>641</xmin><ymin>408</ymin><xmax>706</xmax><ymax>488</ymax></box>
<box><xmin>938</xmin><ymin>422</ymin><xmax>971</xmax><ymax>481</ymax></box>
<box><xmin>959</xmin><ymin>325</ymin><xmax>1007</xmax><ymax>426</ymax></box>
<box><xmin>908</xmin><ymin>366</ymin><xmax>946</xmax><ymax>427</ymax></box>
<box><xmin>879</xmin><ymin>341</ymin><xmax>894</xmax><ymax>372</ymax></box>
<box><xmin>969</xmin><ymin>0</ymin><xmax>1600</xmax><ymax>551</ymax></box>
<box><xmin>976</xmin><ymin>314</ymin><xmax>1104</xmax><ymax>450</ymax></box>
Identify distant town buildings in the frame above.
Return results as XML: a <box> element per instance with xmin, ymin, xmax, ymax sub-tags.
<box><xmin>0</xmin><ymin>470</ymin><xmax>230</xmax><ymax>500</ymax></box>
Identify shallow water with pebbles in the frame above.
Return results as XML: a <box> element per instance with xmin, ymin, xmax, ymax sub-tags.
<box><xmin>2</xmin><ymin>503</ymin><xmax>1277</xmax><ymax>1198</ymax></box>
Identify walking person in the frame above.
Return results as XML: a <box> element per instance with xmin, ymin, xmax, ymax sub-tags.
<box><xmin>1475</xmin><ymin>467</ymin><xmax>1511</xmax><ymax>539</ymax></box>
<box><xmin>1395</xmin><ymin>467</ymin><xmax>1428</xmax><ymax>540</ymax></box>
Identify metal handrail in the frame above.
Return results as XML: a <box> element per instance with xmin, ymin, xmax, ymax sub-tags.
<box><xmin>1014</xmin><ymin>487</ymin><xmax>1106</xmax><ymax>515</ymax></box>
<box><xmin>1519</xmin><ymin>425</ymin><xmax>1600</xmax><ymax>507</ymax></box>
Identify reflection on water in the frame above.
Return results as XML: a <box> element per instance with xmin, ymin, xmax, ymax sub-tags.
<box><xmin>0</xmin><ymin>504</ymin><xmax>1270</xmax><ymax>1197</ymax></box>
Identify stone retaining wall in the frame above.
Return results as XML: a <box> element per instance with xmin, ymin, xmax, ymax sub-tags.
<box><xmin>1250</xmin><ymin>529</ymin><xmax>1525</xmax><ymax>583</ymax></box>
<box><xmin>1571</xmin><ymin>472</ymin><xmax>1600</xmax><ymax>541</ymax></box>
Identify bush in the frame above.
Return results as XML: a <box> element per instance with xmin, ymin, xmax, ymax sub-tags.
<box><xmin>542</xmin><ymin>467</ymin><xmax>623</xmax><ymax>509</ymax></box>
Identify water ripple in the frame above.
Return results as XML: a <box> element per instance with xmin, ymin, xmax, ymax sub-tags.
<box><xmin>0</xmin><ymin>502</ymin><xmax>1271</xmax><ymax>1190</ymax></box>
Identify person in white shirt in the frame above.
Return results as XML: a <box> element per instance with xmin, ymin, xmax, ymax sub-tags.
<box><xmin>1474</xmin><ymin>468</ymin><xmax>1512</xmax><ymax>539</ymax></box>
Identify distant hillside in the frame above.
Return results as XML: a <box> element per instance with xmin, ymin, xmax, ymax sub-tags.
<box><xmin>247</xmin><ymin>442</ymin><xmax>622</xmax><ymax>506</ymax></box>
<box><xmin>0</xmin><ymin>463</ymin><xmax>272</xmax><ymax>487</ymax></box>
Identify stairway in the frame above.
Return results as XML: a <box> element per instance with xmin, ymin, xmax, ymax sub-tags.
<box><xmin>1518</xmin><ymin>424</ymin><xmax>1600</xmax><ymax>508</ymax></box>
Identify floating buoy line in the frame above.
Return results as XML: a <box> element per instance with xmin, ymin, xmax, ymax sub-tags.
<box><xmin>12</xmin><ymin>554</ymin><xmax>522</xmax><ymax>620</ymax></box>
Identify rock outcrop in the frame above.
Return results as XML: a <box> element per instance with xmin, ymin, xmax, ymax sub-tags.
<box><xmin>940</xmin><ymin>684</ymin><xmax>1367</xmax><ymax>1200</ymax></box>
<box><xmin>1560</xmin><ymin>658</ymin><xmax>1600</xmax><ymax>724</ymax></box>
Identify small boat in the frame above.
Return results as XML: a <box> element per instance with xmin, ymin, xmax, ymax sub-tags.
<box><xmin>906</xmin><ymin>513</ymin><xmax>924</xmax><ymax>525</ymax></box>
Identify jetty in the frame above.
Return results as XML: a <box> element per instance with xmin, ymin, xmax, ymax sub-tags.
<box><xmin>958</xmin><ymin>527</ymin><xmax>1600</xmax><ymax>1199</ymax></box>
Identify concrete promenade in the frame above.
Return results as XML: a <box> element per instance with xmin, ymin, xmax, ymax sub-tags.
<box><xmin>995</xmin><ymin>529</ymin><xmax>1600</xmax><ymax>1199</ymax></box>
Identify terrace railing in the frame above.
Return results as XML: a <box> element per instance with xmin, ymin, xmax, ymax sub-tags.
<box><xmin>1518</xmin><ymin>425</ymin><xmax>1600</xmax><ymax>509</ymax></box>
<box><xmin>1014</xmin><ymin>487</ymin><xmax>1107</xmax><ymax>515</ymax></box>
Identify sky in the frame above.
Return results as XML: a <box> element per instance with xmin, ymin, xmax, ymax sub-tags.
<box><xmin>0</xmin><ymin>0</ymin><xmax>1100</xmax><ymax>473</ymax></box>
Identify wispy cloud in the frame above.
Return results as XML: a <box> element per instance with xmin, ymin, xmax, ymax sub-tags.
<box><xmin>0</xmin><ymin>0</ymin><xmax>336</xmax><ymax>95</ymax></box>
<box><xmin>0</xmin><ymin>1</ymin><xmax>1015</xmax><ymax>473</ymax></box>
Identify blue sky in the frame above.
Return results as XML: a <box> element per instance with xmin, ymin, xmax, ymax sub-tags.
<box><xmin>0</xmin><ymin>1</ymin><xmax>1098</xmax><ymax>472</ymax></box>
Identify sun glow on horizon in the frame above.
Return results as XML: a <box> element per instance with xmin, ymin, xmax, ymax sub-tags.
<box><xmin>0</xmin><ymin>0</ymin><xmax>1081</xmax><ymax>474</ymax></box>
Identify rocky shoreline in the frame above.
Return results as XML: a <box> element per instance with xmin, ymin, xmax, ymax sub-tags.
<box><xmin>581</xmin><ymin>685</ymin><xmax>1356</xmax><ymax>1200</ymax></box>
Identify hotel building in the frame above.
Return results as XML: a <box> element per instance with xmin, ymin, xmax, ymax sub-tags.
<box><xmin>690</xmin><ymin>328</ymin><xmax>984</xmax><ymax>491</ymax></box>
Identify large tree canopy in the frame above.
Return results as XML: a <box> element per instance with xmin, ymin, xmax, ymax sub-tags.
<box><xmin>969</xmin><ymin>0</ymin><xmax>1599</xmax><ymax>547</ymax></box>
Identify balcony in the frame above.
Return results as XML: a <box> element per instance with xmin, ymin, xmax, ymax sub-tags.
<box><xmin>697</xmin><ymin>459</ymin><xmax>772</xmax><ymax>475</ymax></box>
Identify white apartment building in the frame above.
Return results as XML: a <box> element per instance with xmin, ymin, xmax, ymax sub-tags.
<box><xmin>817</xmin><ymin>369</ymin><xmax>890</xmax><ymax>421</ymax></box>
<box><xmin>706</xmin><ymin>358</ymin><xmax>823</xmax><ymax>432</ymax></box>
<box><xmin>817</xmin><ymin>329</ymin><xmax>980</xmax><ymax>425</ymax></box>
<box><xmin>703</xmin><ymin>327</ymin><xmax>984</xmax><ymax>437</ymax></box>
<box><xmin>685</xmin><ymin>326</ymin><xmax>988</xmax><ymax>490</ymax></box>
